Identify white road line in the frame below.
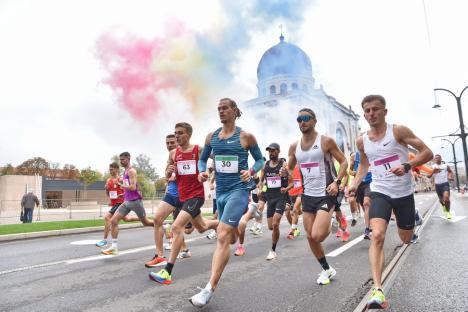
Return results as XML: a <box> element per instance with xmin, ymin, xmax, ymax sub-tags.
<box><xmin>326</xmin><ymin>235</ymin><xmax>364</xmax><ymax>257</ymax></box>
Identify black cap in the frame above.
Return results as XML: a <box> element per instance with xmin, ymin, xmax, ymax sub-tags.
<box><xmin>266</xmin><ymin>143</ymin><xmax>280</xmax><ymax>151</ymax></box>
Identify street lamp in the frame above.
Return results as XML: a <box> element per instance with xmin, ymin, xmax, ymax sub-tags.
<box><xmin>433</xmin><ymin>85</ymin><xmax>468</xmax><ymax>184</ymax></box>
<box><xmin>441</xmin><ymin>137</ymin><xmax>461</xmax><ymax>192</ymax></box>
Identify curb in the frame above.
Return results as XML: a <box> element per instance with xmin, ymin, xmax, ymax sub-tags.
<box><xmin>0</xmin><ymin>223</ymin><xmax>146</xmax><ymax>243</ymax></box>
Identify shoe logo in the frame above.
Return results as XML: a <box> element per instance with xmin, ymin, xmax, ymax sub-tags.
<box><xmin>312</xmin><ymin>145</ymin><xmax>318</xmax><ymax>149</ymax></box>
<box><xmin>228</xmin><ymin>219</ymin><xmax>236</xmax><ymax>223</ymax></box>
<box><xmin>227</xmin><ymin>140</ymin><xmax>236</xmax><ymax>144</ymax></box>
<box><xmin>382</xmin><ymin>141</ymin><xmax>391</xmax><ymax>146</ymax></box>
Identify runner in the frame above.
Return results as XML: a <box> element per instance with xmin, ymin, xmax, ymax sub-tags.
<box><xmin>189</xmin><ymin>98</ymin><xmax>264</xmax><ymax>307</ymax></box>
<box><xmin>261</xmin><ymin>143</ymin><xmax>290</xmax><ymax>260</ymax></box>
<box><xmin>333</xmin><ymin>159</ymin><xmax>350</xmax><ymax>242</ymax></box>
<box><xmin>250</xmin><ymin>162</ymin><xmax>267</xmax><ymax>235</ymax></box>
<box><xmin>101</xmin><ymin>152</ymin><xmax>154</xmax><ymax>255</ymax></box>
<box><xmin>286</xmin><ymin>165</ymin><xmax>303</xmax><ymax>239</ymax></box>
<box><xmin>349</xmin><ymin>95</ymin><xmax>432</xmax><ymax>309</ymax></box>
<box><xmin>429</xmin><ymin>154</ymin><xmax>454</xmax><ymax>219</ymax></box>
<box><xmin>282</xmin><ymin>108</ymin><xmax>348</xmax><ymax>285</ymax></box>
<box><xmin>145</xmin><ymin>134</ymin><xmax>190</xmax><ymax>268</ymax></box>
<box><xmin>96</xmin><ymin>162</ymin><xmax>140</xmax><ymax>248</ymax></box>
<box><xmin>149</xmin><ymin>122</ymin><xmax>218</xmax><ymax>285</ymax></box>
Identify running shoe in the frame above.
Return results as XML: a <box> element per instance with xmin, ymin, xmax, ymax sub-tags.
<box><xmin>415</xmin><ymin>209</ymin><xmax>422</xmax><ymax>226</ymax></box>
<box><xmin>287</xmin><ymin>230</ymin><xmax>295</xmax><ymax>240</ymax></box>
<box><xmin>367</xmin><ymin>288</ymin><xmax>388</xmax><ymax>309</ymax></box>
<box><xmin>145</xmin><ymin>255</ymin><xmax>167</xmax><ymax>268</ymax></box>
<box><xmin>316</xmin><ymin>266</ymin><xmax>336</xmax><ymax>285</ymax></box>
<box><xmin>446</xmin><ymin>211</ymin><xmax>452</xmax><ymax>220</ymax></box>
<box><xmin>234</xmin><ymin>245</ymin><xmax>245</xmax><ymax>256</ymax></box>
<box><xmin>363</xmin><ymin>228</ymin><xmax>371</xmax><ymax>240</ymax></box>
<box><xmin>335</xmin><ymin>229</ymin><xmax>343</xmax><ymax>238</ymax></box>
<box><xmin>149</xmin><ymin>269</ymin><xmax>172</xmax><ymax>285</ymax></box>
<box><xmin>351</xmin><ymin>218</ymin><xmax>357</xmax><ymax>227</ymax></box>
<box><xmin>189</xmin><ymin>286</ymin><xmax>213</xmax><ymax>308</ymax></box>
<box><xmin>293</xmin><ymin>228</ymin><xmax>301</xmax><ymax>237</ymax></box>
<box><xmin>164</xmin><ymin>242</ymin><xmax>172</xmax><ymax>250</ymax></box>
<box><xmin>266</xmin><ymin>250</ymin><xmax>277</xmax><ymax>261</ymax></box>
<box><xmin>341</xmin><ymin>229</ymin><xmax>350</xmax><ymax>242</ymax></box>
<box><xmin>249</xmin><ymin>225</ymin><xmax>257</xmax><ymax>233</ymax></box>
<box><xmin>101</xmin><ymin>246</ymin><xmax>118</xmax><ymax>255</ymax></box>
<box><xmin>206</xmin><ymin>230</ymin><xmax>217</xmax><ymax>240</ymax></box>
<box><xmin>177</xmin><ymin>249</ymin><xmax>192</xmax><ymax>259</ymax></box>
<box><xmin>411</xmin><ymin>233</ymin><xmax>419</xmax><ymax>244</ymax></box>
<box><xmin>252</xmin><ymin>228</ymin><xmax>263</xmax><ymax>236</ymax></box>
<box><xmin>95</xmin><ymin>239</ymin><xmax>107</xmax><ymax>248</ymax></box>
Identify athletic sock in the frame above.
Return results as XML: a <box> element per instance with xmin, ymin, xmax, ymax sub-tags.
<box><xmin>272</xmin><ymin>243</ymin><xmax>277</xmax><ymax>252</ymax></box>
<box><xmin>205</xmin><ymin>282</ymin><xmax>213</xmax><ymax>291</ymax></box>
<box><xmin>318</xmin><ymin>257</ymin><xmax>330</xmax><ymax>270</ymax></box>
<box><xmin>112</xmin><ymin>239</ymin><xmax>118</xmax><ymax>248</ymax></box>
<box><xmin>165</xmin><ymin>262</ymin><xmax>174</xmax><ymax>274</ymax></box>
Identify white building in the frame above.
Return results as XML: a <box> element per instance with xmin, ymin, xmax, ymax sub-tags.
<box><xmin>242</xmin><ymin>34</ymin><xmax>360</xmax><ymax>156</ymax></box>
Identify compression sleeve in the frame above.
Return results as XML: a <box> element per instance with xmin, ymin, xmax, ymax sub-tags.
<box><xmin>249</xmin><ymin>144</ymin><xmax>265</xmax><ymax>173</ymax></box>
<box><xmin>198</xmin><ymin>144</ymin><xmax>212</xmax><ymax>172</ymax></box>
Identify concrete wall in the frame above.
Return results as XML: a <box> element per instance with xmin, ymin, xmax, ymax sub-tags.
<box><xmin>0</xmin><ymin>175</ymin><xmax>42</xmax><ymax>213</ymax></box>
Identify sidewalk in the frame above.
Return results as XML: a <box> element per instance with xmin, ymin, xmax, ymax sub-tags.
<box><xmin>385</xmin><ymin>194</ymin><xmax>468</xmax><ymax>311</ymax></box>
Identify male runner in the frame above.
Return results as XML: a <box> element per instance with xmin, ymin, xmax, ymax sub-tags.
<box><xmin>261</xmin><ymin>143</ymin><xmax>290</xmax><ymax>260</ymax></box>
<box><xmin>96</xmin><ymin>162</ymin><xmax>139</xmax><ymax>248</ymax></box>
<box><xmin>189</xmin><ymin>98</ymin><xmax>264</xmax><ymax>307</ymax></box>
<box><xmin>102</xmin><ymin>152</ymin><xmax>154</xmax><ymax>255</ymax></box>
<box><xmin>149</xmin><ymin>122</ymin><xmax>218</xmax><ymax>285</ymax></box>
<box><xmin>349</xmin><ymin>95</ymin><xmax>432</xmax><ymax>309</ymax></box>
<box><xmin>282</xmin><ymin>108</ymin><xmax>348</xmax><ymax>285</ymax></box>
<box><xmin>429</xmin><ymin>154</ymin><xmax>454</xmax><ymax>219</ymax></box>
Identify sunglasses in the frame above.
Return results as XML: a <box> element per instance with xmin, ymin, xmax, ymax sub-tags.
<box><xmin>296</xmin><ymin>115</ymin><xmax>313</xmax><ymax>123</ymax></box>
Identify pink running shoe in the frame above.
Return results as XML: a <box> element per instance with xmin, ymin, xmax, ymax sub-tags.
<box><xmin>234</xmin><ymin>245</ymin><xmax>245</xmax><ymax>256</ymax></box>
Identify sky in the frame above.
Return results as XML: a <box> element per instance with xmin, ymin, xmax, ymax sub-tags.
<box><xmin>1</xmin><ymin>0</ymin><xmax>468</xmax><ymax>176</ymax></box>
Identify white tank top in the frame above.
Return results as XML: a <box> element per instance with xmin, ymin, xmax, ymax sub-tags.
<box><xmin>363</xmin><ymin>124</ymin><xmax>413</xmax><ymax>198</ymax></box>
<box><xmin>295</xmin><ymin>135</ymin><xmax>335</xmax><ymax>197</ymax></box>
<box><xmin>432</xmin><ymin>164</ymin><xmax>448</xmax><ymax>185</ymax></box>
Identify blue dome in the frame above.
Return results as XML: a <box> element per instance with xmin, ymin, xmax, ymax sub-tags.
<box><xmin>257</xmin><ymin>36</ymin><xmax>312</xmax><ymax>81</ymax></box>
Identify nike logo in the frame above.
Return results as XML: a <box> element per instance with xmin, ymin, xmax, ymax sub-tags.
<box><xmin>312</xmin><ymin>145</ymin><xmax>318</xmax><ymax>149</ymax></box>
<box><xmin>187</xmin><ymin>205</ymin><xmax>195</xmax><ymax>211</ymax></box>
<box><xmin>383</xmin><ymin>141</ymin><xmax>391</xmax><ymax>146</ymax></box>
<box><xmin>228</xmin><ymin>219</ymin><xmax>236</xmax><ymax>223</ymax></box>
<box><xmin>227</xmin><ymin>140</ymin><xmax>236</xmax><ymax>144</ymax></box>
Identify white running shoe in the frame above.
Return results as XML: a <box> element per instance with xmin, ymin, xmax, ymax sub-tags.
<box><xmin>206</xmin><ymin>230</ymin><xmax>217</xmax><ymax>240</ymax></box>
<box><xmin>266</xmin><ymin>250</ymin><xmax>277</xmax><ymax>261</ymax></box>
<box><xmin>249</xmin><ymin>225</ymin><xmax>257</xmax><ymax>233</ymax></box>
<box><xmin>164</xmin><ymin>243</ymin><xmax>172</xmax><ymax>250</ymax></box>
<box><xmin>316</xmin><ymin>266</ymin><xmax>336</xmax><ymax>285</ymax></box>
<box><xmin>177</xmin><ymin>249</ymin><xmax>192</xmax><ymax>259</ymax></box>
<box><xmin>189</xmin><ymin>287</ymin><xmax>213</xmax><ymax>308</ymax></box>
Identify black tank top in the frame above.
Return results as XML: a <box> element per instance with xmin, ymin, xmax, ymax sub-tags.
<box><xmin>263</xmin><ymin>160</ymin><xmax>288</xmax><ymax>200</ymax></box>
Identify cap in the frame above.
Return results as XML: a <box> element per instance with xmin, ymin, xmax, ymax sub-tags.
<box><xmin>266</xmin><ymin>143</ymin><xmax>280</xmax><ymax>151</ymax></box>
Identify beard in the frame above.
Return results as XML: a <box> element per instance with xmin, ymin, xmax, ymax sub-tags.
<box><xmin>269</xmin><ymin>155</ymin><xmax>278</xmax><ymax>161</ymax></box>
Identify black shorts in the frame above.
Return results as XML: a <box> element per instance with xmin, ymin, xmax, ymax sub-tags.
<box><xmin>289</xmin><ymin>194</ymin><xmax>301</xmax><ymax>205</ymax></box>
<box><xmin>369</xmin><ymin>192</ymin><xmax>415</xmax><ymax>230</ymax></box>
<box><xmin>180</xmin><ymin>197</ymin><xmax>204</xmax><ymax>218</ymax></box>
<box><xmin>301</xmin><ymin>194</ymin><xmax>337</xmax><ymax>214</ymax></box>
<box><xmin>266</xmin><ymin>196</ymin><xmax>288</xmax><ymax>218</ymax></box>
<box><xmin>356</xmin><ymin>182</ymin><xmax>371</xmax><ymax>206</ymax></box>
<box><xmin>108</xmin><ymin>203</ymin><xmax>122</xmax><ymax>214</ymax></box>
<box><xmin>435</xmin><ymin>182</ymin><xmax>450</xmax><ymax>199</ymax></box>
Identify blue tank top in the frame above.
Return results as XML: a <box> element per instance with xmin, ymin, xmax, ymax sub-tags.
<box><xmin>354</xmin><ymin>152</ymin><xmax>372</xmax><ymax>183</ymax></box>
<box><xmin>210</xmin><ymin>126</ymin><xmax>254</xmax><ymax>193</ymax></box>
<box><xmin>166</xmin><ymin>180</ymin><xmax>179</xmax><ymax>197</ymax></box>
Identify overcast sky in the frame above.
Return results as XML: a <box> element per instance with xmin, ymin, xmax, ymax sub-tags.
<box><xmin>1</xmin><ymin>0</ymin><xmax>467</xmax><ymax>176</ymax></box>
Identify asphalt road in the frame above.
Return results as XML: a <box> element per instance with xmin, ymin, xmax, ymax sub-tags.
<box><xmin>0</xmin><ymin>193</ymin><xmax>437</xmax><ymax>312</ymax></box>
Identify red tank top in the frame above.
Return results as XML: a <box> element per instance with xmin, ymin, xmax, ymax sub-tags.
<box><xmin>288</xmin><ymin>165</ymin><xmax>303</xmax><ymax>196</ymax></box>
<box><xmin>175</xmin><ymin>145</ymin><xmax>205</xmax><ymax>202</ymax></box>
<box><xmin>106</xmin><ymin>177</ymin><xmax>124</xmax><ymax>206</ymax></box>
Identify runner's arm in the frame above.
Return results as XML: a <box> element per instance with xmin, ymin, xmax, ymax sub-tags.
<box><xmin>286</xmin><ymin>142</ymin><xmax>298</xmax><ymax>174</ymax></box>
<box><xmin>447</xmin><ymin>165</ymin><xmax>454</xmax><ymax>181</ymax></box>
<box><xmin>198</xmin><ymin>132</ymin><xmax>213</xmax><ymax>172</ymax></box>
<box><xmin>165</xmin><ymin>150</ymin><xmax>176</xmax><ymax>180</ymax></box>
<box><xmin>394</xmin><ymin>124</ymin><xmax>433</xmax><ymax>172</ymax></box>
<box><xmin>326</xmin><ymin>137</ymin><xmax>348</xmax><ymax>182</ymax></box>
<box><xmin>125</xmin><ymin>168</ymin><xmax>138</xmax><ymax>191</ymax></box>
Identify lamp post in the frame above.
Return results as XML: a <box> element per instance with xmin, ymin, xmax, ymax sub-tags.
<box><xmin>441</xmin><ymin>137</ymin><xmax>461</xmax><ymax>192</ymax></box>
<box><xmin>433</xmin><ymin>86</ymin><xmax>468</xmax><ymax>184</ymax></box>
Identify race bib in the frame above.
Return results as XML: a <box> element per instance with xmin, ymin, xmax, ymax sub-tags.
<box><xmin>215</xmin><ymin>155</ymin><xmax>239</xmax><ymax>173</ymax></box>
<box><xmin>266</xmin><ymin>176</ymin><xmax>281</xmax><ymax>188</ymax></box>
<box><xmin>293</xmin><ymin>179</ymin><xmax>302</xmax><ymax>188</ymax></box>
<box><xmin>177</xmin><ymin>160</ymin><xmax>196</xmax><ymax>175</ymax></box>
<box><xmin>372</xmin><ymin>154</ymin><xmax>401</xmax><ymax>178</ymax></box>
<box><xmin>109</xmin><ymin>191</ymin><xmax>118</xmax><ymax>199</ymax></box>
<box><xmin>300</xmin><ymin>162</ymin><xmax>320</xmax><ymax>178</ymax></box>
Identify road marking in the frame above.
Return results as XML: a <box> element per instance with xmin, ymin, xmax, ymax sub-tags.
<box><xmin>326</xmin><ymin>235</ymin><xmax>364</xmax><ymax>257</ymax></box>
<box><xmin>438</xmin><ymin>215</ymin><xmax>466</xmax><ymax>222</ymax></box>
<box><xmin>70</xmin><ymin>240</ymin><xmax>102</xmax><ymax>245</ymax></box>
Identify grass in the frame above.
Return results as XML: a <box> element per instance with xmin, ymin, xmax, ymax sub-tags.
<box><xmin>0</xmin><ymin>212</ymin><xmax>214</xmax><ymax>236</ymax></box>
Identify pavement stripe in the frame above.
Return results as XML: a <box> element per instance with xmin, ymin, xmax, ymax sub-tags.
<box><xmin>326</xmin><ymin>235</ymin><xmax>364</xmax><ymax>257</ymax></box>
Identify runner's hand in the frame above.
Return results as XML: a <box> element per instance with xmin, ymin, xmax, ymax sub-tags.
<box><xmin>326</xmin><ymin>182</ymin><xmax>339</xmax><ymax>196</ymax></box>
<box><xmin>240</xmin><ymin>170</ymin><xmax>251</xmax><ymax>182</ymax></box>
<box><xmin>166</xmin><ymin>164</ymin><xmax>176</xmax><ymax>175</ymax></box>
<box><xmin>390</xmin><ymin>165</ymin><xmax>405</xmax><ymax>176</ymax></box>
<box><xmin>280</xmin><ymin>187</ymin><xmax>287</xmax><ymax>194</ymax></box>
<box><xmin>348</xmin><ymin>183</ymin><xmax>357</xmax><ymax>197</ymax></box>
<box><xmin>198</xmin><ymin>172</ymin><xmax>209</xmax><ymax>182</ymax></box>
<box><xmin>279</xmin><ymin>164</ymin><xmax>289</xmax><ymax>177</ymax></box>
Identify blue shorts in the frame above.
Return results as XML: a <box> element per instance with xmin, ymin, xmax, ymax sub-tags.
<box><xmin>216</xmin><ymin>189</ymin><xmax>249</xmax><ymax>228</ymax></box>
<box><xmin>162</xmin><ymin>193</ymin><xmax>182</xmax><ymax>209</ymax></box>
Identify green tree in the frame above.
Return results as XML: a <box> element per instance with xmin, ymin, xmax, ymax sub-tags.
<box><xmin>79</xmin><ymin>167</ymin><xmax>104</xmax><ymax>199</ymax></box>
<box><xmin>133</xmin><ymin>154</ymin><xmax>159</xmax><ymax>182</ymax></box>
<box><xmin>137</xmin><ymin>172</ymin><xmax>156</xmax><ymax>199</ymax></box>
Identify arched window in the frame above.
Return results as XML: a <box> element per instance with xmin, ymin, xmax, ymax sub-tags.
<box><xmin>335</xmin><ymin>124</ymin><xmax>348</xmax><ymax>153</ymax></box>
<box><xmin>292</xmin><ymin>83</ymin><xmax>298</xmax><ymax>90</ymax></box>
<box><xmin>270</xmin><ymin>85</ymin><xmax>276</xmax><ymax>95</ymax></box>
<box><xmin>280</xmin><ymin>83</ymin><xmax>287</xmax><ymax>94</ymax></box>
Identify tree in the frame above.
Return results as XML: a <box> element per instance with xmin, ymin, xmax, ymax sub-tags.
<box><xmin>17</xmin><ymin>157</ymin><xmax>49</xmax><ymax>175</ymax></box>
<box><xmin>63</xmin><ymin>164</ymin><xmax>80</xmax><ymax>180</ymax></box>
<box><xmin>1</xmin><ymin>163</ymin><xmax>15</xmax><ymax>175</ymax></box>
<box><xmin>79</xmin><ymin>167</ymin><xmax>104</xmax><ymax>200</ymax></box>
<box><xmin>48</xmin><ymin>162</ymin><xmax>61</xmax><ymax>179</ymax></box>
<box><xmin>133</xmin><ymin>154</ymin><xmax>159</xmax><ymax>182</ymax></box>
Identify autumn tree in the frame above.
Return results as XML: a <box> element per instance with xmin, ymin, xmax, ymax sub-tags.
<box><xmin>16</xmin><ymin>157</ymin><xmax>49</xmax><ymax>175</ymax></box>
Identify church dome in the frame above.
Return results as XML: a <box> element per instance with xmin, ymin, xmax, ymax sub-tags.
<box><xmin>257</xmin><ymin>35</ymin><xmax>313</xmax><ymax>81</ymax></box>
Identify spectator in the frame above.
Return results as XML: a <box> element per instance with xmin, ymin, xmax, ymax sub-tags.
<box><xmin>21</xmin><ymin>190</ymin><xmax>40</xmax><ymax>223</ymax></box>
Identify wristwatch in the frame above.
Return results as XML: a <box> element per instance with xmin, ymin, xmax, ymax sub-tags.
<box><xmin>402</xmin><ymin>162</ymin><xmax>411</xmax><ymax>173</ymax></box>
<box><xmin>334</xmin><ymin>178</ymin><xmax>342</xmax><ymax>186</ymax></box>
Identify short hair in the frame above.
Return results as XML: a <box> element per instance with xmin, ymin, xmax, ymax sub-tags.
<box><xmin>299</xmin><ymin>108</ymin><xmax>316</xmax><ymax>119</ymax></box>
<box><xmin>109</xmin><ymin>162</ymin><xmax>119</xmax><ymax>169</ymax></box>
<box><xmin>361</xmin><ymin>95</ymin><xmax>386</xmax><ymax>108</ymax></box>
<box><xmin>175</xmin><ymin>122</ymin><xmax>193</xmax><ymax>136</ymax></box>
<box><xmin>220</xmin><ymin>98</ymin><xmax>242</xmax><ymax>119</ymax></box>
<box><xmin>434</xmin><ymin>154</ymin><xmax>441</xmax><ymax>157</ymax></box>
<box><xmin>119</xmin><ymin>151</ymin><xmax>130</xmax><ymax>158</ymax></box>
<box><xmin>166</xmin><ymin>134</ymin><xmax>175</xmax><ymax>139</ymax></box>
